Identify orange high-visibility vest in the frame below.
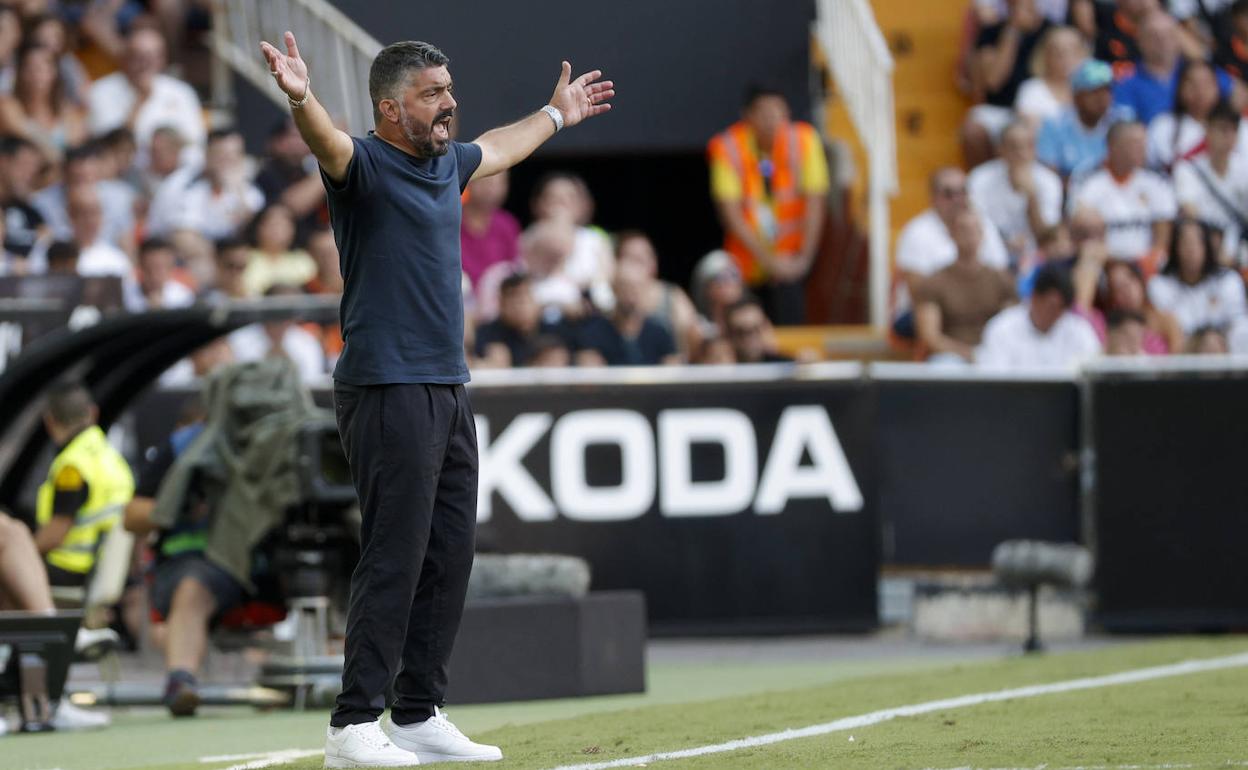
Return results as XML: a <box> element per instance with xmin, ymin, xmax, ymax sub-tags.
<box><xmin>708</xmin><ymin>120</ymin><xmax>816</xmax><ymax>285</ymax></box>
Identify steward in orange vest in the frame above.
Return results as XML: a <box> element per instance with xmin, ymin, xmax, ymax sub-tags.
<box><xmin>707</xmin><ymin>86</ymin><xmax>829</xmax><ymax>325</ymax></box>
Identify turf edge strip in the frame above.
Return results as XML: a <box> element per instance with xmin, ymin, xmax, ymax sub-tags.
<box><xmin>546</xmin><ymin>651</ymin><xmax>1248</xmax><ymax>770</ymax></box>
<box><xmin>920</xmin><ymin>762</ymin><xmax>1248</xmax><ymax>770</ymax></box>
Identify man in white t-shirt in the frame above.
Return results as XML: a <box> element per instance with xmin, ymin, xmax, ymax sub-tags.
<box><xmin>1069</xmin><ymin>120</ymin><xmax>1177</xmax><ymax>262</ymax></box>
<box><xmin>969</xmin><ymin>121</ymin><xmax>1064</xmax><ymax>262</ymax></box>
<box><xmin>32</xmin><ymin>144</ymin><xmax>137</xmax><ymax>250</ymax></box>
<box><xmin>893</xmin><ymin>167</ymin><xmax>1010</xmax><ymax>331</ymax></box>
<box><xmin>68</xmin><ymin>184</ymin><xmax>131</xmax><ymax>278</ymax></box>
<box><xmin>87</xmin><ymin>27</ymin><xmax>206</xmax><ymax>165</ymax></box>
<box><xmin>978</xmin><ymin>264</ymin><xmax>1102</xmax><ymax>367</ymax></box>
<box><xmin>228</xmin><ymin>320</ymin><xmax>326</xmax><ymax>384</ymax></box>
<box><xmin>161</xmin><ymin>128</ymin><xmax>264</xmax><ymax>241</ymax></box>
<box><xmin>226</xmin><ymin>284</ymin><xmax>326</xmax><ymax>384</ymax></box>
<box><xmin>123</xmin><ymin>238</ymin><xmax>195</xmax><ymax>312</ymax></box>
<box><xmin>1173</xmin><ymin>101</ymin><xmax>1248</xmax><ymax>265</ymax></box>
<box><xmin>476</xmin><ymin>218</ymin><xmax>585</xmax><ymax>322</ymax></box>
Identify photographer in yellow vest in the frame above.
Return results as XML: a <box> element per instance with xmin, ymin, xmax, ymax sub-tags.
<box><xmin>35</xmin><ymin>382</ymin><xmax>135</xmax><ymax>588</ymax></box>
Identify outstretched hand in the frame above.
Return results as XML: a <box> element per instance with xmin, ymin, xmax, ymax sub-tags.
<box><xmin>259</xmin><ymin>31</ymin><xmax>310</xmax><ymax>102</ymax></box>
<box><xmin>549</xmin><ymin>62</ymin><xmax>614</xmax><ymax>128</ymax></box>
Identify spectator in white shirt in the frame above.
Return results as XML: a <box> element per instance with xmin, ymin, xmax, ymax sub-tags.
<box><xmin>892</xmin><ymin>167</ymin><xmax>1010</xmax><ymax>335</ymax></box>
<box><xmin>1146</xmin><ymin>59</ymin><xmax>1225</xmax><ymax>171</ymax></box>
<box><xmin>1015</xmin><ymin>26</ymin><xmax>1087</xmax><ymax>124</ymax></box>
<box><xmin>1069</xmin><ymin>119</ymin><xmax>1178</xmax><ymax>262</ymax></box>
<box><xmin>969</xmin><ymin>120</ymin><xmax>1064</xmax><ymax>263</ymax></box>
<box><xmin>531</xmin><ymin>172</ymin><xmax>614</xmax><ymax>305</ymax></box>
<box><xmin>476</xmin><ymin>218</ymin><xmax>587</xmax><ymax>323</ymax></box>
<box><xmin>1147</xmin><ymin>218</ymin><xmax>1247</xmax><ymax>333</ymax></box>
<box><xmin>87</xmin><ymin>26</ymin><xmax>205</xmax><ymax>166</ymax></box>
<box><xmin>162</xmin><ymin>127</ymin><xmax>264</xmax><ymax>241</ymax></box>
<box><xmin>144</xmin><ymin>125</ymin><xmax>190</xmax><ymax>195</ymax></box>
<box><xmin>227</xmin><ymin>284</ymin><xmax>326</xmax><ymax>384</ymax></box>
<box><xmin>1226</xmin><ymin>312</ymin><xmax>1248</xmax><ymax>353</ymax></box>
<box><xmin>978</xmin><ymin>265</ymin><xmax>1102</xmax><ymax>367</ymax></box>
<box><xmin>1173</xmin><ymin>101</ymin><xmax>1248</xmax><ymax>265</ymax></box>
<box><xmin>32</xmin><ymin>142</ymin><xmax>136</xmax><ymax>252</ymax></box>
<box><xmin>145</xmin><ymin>132</ymin><xmax>201</xmax><ymax>237</ymax></box>
<box><xmin>68</xmin><ymin>183</ymin><xmax>130</xmax><ymax>278</ymax></box>
<box><xmin>123</xmin><ymin>237</ymin><xmax>195</xmax><ymax>312</ymax></box>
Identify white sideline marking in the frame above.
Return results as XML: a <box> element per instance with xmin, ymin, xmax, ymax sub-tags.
<box><xmin>200</xmin><ymin>752</ymin><xmax>300</xmax><ymax>763</ymax></box>
<box><xmin>212</xmin><ymin>749</ymin><xmax>323</xmax><ymax>770</ymax></box>
<box><xmin>547</xmin><ymin>652</ymin><xmax>1248</xmax><ymax>770</ymax></box>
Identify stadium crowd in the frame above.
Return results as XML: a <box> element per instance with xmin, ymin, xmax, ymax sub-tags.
<box><xmin>0</xmin><ymin>3</ymin><xmax>807</xmax><ymax>376</ymax></box>
<box><xmin>907</xmin><ymin>0</ymin><xmax>1248</xmax><ymax>364</ymax></box>
<box><xmin>3</xmin><ymin>0</ymin><xmax>1248</xmax><ymax>382</ymax></box>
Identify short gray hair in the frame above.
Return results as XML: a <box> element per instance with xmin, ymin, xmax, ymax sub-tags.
<box><xmin>368</xmin><ymin>41</ymin><xmax>449</xmax><ymax>119</ymax></box>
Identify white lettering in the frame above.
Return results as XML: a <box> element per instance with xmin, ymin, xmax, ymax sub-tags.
<box><xmin>475</xmin><ymin>413</ymin><xmax>555</xmax><ymax>523</ymax></box>
<box><xmin>550</xmin><ymin>410</ymin><xmax>655</xmax><ymax>521</ymax></box>
<box><xmin>67</xmin><ymin>305</ymin><xmax>102</xmax><ymax>331</ymax></box>
<box><xmin>658</xmin><ymin>409</ymin><xmax>757</xmax><ymax>516</ymax></box>
<box><xmin>754</xmin><ymin>405</ymin><xmax>863</xmax><ymax>514</ymax></box>
<box><xmin>0</xmin><ymin>321</ymin><xmax>21</xmax><ymax>374</ymax></box>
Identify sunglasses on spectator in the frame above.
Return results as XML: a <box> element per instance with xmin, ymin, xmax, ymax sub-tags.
<box><xmin>729</xmin><ymin>322</ymin><xmax>765</xmax><ymax>338</ymax></box>
<box><xmin>220</xmin><ymin>260</ymin><xmax>248</xmax><ymax>272</ymax></box>
<box><xmin>936</xmin><ymin>186</ymin><xmax>967</xmax><ymax>198</ymax></box>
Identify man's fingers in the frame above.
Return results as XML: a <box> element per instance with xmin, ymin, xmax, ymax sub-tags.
<box><xmin>573</xmin><ymin>69</ymin><xmax>603</xmax><ymax>87</ymax></box>
<box><xmin>559</xmin><ymin>60</ymin><xmax>571</xmax><ymax>86</ymax></box>
<box><xmin>588</xmin><ymin>103</ymin><xmax>612</xmax><ymax>117</ymax></box>
<box><xmin>260</xmin><ymin>41</ymin><xmax>279</xmax><ymax>64</ymax></box>
<box><xmin>284</xmin><ymin>30</ymin><xmax>301</xmax><ymax>60</ymax></box>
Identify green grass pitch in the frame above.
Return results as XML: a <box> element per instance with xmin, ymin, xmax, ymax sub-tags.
<box><xmin>4</xmin><ymin>637</ymin><xmax>1247</xmax><ymax>770</ymax></box>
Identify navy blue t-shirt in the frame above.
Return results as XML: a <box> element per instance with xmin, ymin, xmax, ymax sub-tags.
<box><xmin>572</xmin><ymin>315</ymin><xmax>676</xmax><ymax>366</ymax></box>
<box><xmin>322</xmin><ymin>133</ymin><xmax>482</xmax><ymax>385</ymax></box>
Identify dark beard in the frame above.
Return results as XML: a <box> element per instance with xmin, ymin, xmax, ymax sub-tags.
<box><xmin>400</xmin><ymin>107</ymin><xmax>451</xmax><ymax>158</ymax></box>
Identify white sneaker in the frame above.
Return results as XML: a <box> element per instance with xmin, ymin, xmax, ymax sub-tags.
<box><xmin>324</xmin><ymin>721</ymin><xmax>420</xmax><ymax>768</ymax></box>
<box><xmin>51</xmin><ymin>700</ymin><xmax>110</xmax><ymax>731</ymax></box>
<box><xmin>74</xmin><ymin>627</ymin><xmax>120</xmax><ymax>660</ymax></box>
<box><xmin>386</xmin><ymin>708</ymin><xmax>502</xmax><ymax>763</ymax></box>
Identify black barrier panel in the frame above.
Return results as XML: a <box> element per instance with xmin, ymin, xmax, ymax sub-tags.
<box><xmin>131</xmin><ymin>379</ymin><xmax>878</xmax><ymax>636</ymax></box>
<box><xmin>1092</xmin><ymin>371</ymin><xmax>1248</xmax><ymax>631</ymax></box>
<box><xmin>876</xmin><ymin>379</ymin><xmax>1081</xmax><ymax>566</ymax></box>
<box><xmin>468</xmin><ymin>379</ymin><xmax>878</xmax><ymax>635</ymax></box>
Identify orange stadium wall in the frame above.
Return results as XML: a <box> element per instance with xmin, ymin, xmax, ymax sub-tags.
<box><xmin>871</xmin><ymin>0</ymin><xmax>970</xmax><ymax>242</ymax></box>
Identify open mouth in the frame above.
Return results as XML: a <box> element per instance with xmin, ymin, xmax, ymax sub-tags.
<box><xmin>433</xmin><ymin>116</ymin><xmax>451</xmax><ymax>140</ymax></box>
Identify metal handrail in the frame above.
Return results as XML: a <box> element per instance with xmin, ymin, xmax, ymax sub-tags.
<box><xmin>211</xmin><ymin>0</ymin><xmax>382</xmax><ymax>137</ymax></box>
<box><xmin>814</xmin><ymin>0</ymin><xmax>899</xmax><ymax>331</ymax></box>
